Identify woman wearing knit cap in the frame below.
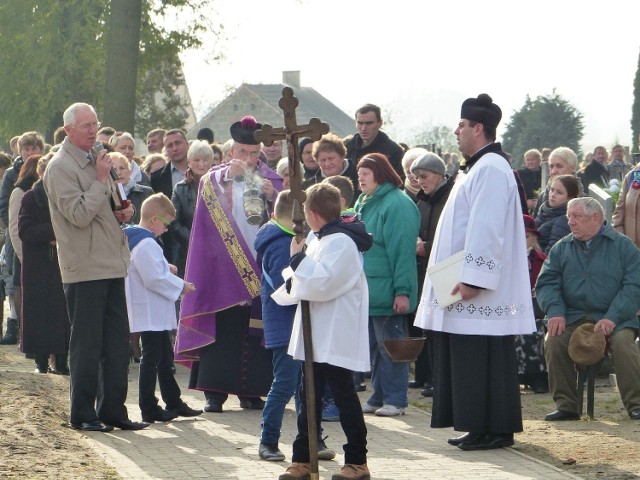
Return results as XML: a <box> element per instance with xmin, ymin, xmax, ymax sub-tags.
<box><xmin>409</xmin><ymin>151</ymin><xmax>456</xmax><ymax>398</ymax></box>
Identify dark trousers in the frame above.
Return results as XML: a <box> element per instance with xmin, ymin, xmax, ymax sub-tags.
<box><xmin>64</xmin><ymin>279</ymin><xmax>130</xmax><ymax>425</ymax></box>
<box><xmin>139</xmin><ymin>330</ymin><xmax>183</xmax><ymax>415</ymax></box>
<box><xmin>293</xmin><ymin>362</ymin><xmax>367</xmax><ymax>465</ymax></box>
<box><xmin>409</xmin><ymin>323</ymin><xmax>433</xmax><ymax>386</ymax></box>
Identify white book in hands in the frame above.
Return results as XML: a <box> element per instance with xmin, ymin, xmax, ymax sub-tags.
<box><xmin>426</xmin><ymin>250</ymin><xmax>465</xmax><ymax>308</ymax></box>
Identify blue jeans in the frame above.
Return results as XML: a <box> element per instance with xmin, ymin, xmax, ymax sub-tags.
<box><xmin>366</xmin><ymin>315</ymin><xmax>409</xmax><ymax>408</ymax></box>
<box><xmin>261</xmin><ymin>346</ymin><xmax>302</xmax><ymax>445</ymax></box>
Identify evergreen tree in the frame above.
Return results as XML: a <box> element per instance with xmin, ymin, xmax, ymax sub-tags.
<box><xmin>502</xmin><ymin>92</ymin><xmax>584</xmax><ymax>169</ymax></box>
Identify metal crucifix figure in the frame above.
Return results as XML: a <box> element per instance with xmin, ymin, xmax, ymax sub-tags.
<box><xmin>254</xmin><ymin>86</ymin><xmax>329</xmax><ymax>480</ymax></box>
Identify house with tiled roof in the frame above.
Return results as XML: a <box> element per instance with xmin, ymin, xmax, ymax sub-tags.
<box><xmin>187</xmin><ymin>71</ymin><xmax>354</xmax><ymax>143</ymax></box>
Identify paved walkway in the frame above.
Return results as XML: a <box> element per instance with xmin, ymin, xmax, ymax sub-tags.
<box><xmin>36</xmin><ymin>360</ymin><xmax>580</xmax><ymax>480</ymax></box>
<box><xmin>2</xmin><ymin>338</ymin><xmax>582</xmax><ymax>479</ymax></box>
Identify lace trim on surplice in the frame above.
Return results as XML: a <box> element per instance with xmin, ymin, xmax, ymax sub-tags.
<box><xmin>423</xmin><ymin>297</ymin><xmax>530</xmax><ymax>317</ymax></box>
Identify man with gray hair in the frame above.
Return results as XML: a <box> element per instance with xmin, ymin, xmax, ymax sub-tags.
<box><xmin>44</xmin><ymin>102</ymin><xmax>147</xmax><ymax>432</ymax></box>
<box><xmin>537</xmin><ymin>196</ymin><xmax>640</xmax><ymax>421</ymax></box>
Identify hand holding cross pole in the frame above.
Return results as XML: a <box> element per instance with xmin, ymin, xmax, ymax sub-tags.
<box><xmin>255</xmin><ymin>87</ymin><xmax>329</xmax><ymax>480</ymax></box>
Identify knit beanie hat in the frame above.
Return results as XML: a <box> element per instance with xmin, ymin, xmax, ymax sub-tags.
<box><xmin>410</xmin><ymin>152</ymin><xmax>446</xmax><ymax>177</ymax></box>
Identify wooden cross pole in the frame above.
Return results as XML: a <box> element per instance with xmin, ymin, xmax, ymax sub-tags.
<box><xmin>255</xmin><ymin>87</ymin><xmax>329</xmax><ymax>480</ymax></box>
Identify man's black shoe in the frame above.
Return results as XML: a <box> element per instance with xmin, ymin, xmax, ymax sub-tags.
<box><xmin>420</xmin><ymin>386</ymin><xmax>434</xmax><ymax>397</ymax></box>
<box><xmin>458</xmin><ymin>433</ymin><xmax>514</xmax><ymax>451</ymax></box>
<box><xmin>630</xmin><ymin>409</ymin><xmax>640</xmax><ymax>420</ymax></box>
<box><xmin>544</xmin><ymin>409</ymin><xmax>580</xmax><ymax>421</ymax></box>
<box><xmin>259</xmin><ymin>442</ymin><xmax>285</xmax><ymax>461</ymax></box>
<box><xmin>239</xmin><ymin>398</ymin><xmax>265</xmax><ymax>410</ymax></box>
<box><xmin>171</xmin><ymin>403</ymin><xmax>203</xmax><ymax>417</ymax></box>
<box><xmin>447</xmin><ymin>432</ymin><xmax>481</xmax><ymax>446</ymax></box>
<box><xmin>105</xmin><ymin>419</ymin><xmax>150</xmax><ymax>430</ymax></box>
<box><xmin>354</xmin><ymin>383</ymin><xmax>366</xmax><ymax>392</ymax></box>
<box><xmin>204</xmin><ymin>400</ymin><xmax>222</xmax><ymax>413</ymax></box>
<box><xmin>71</xmin><ymin>421</ymin><xmax>114</xmax><ymax>432</ymax></box>
<box><xmin>408</xmin><ymin>380</ymin><xmax>424</xmax><ymax>389</ymax></box>
<box><xmin>142</xmin><ymin>409</ymin><xmax>177</xmax><ymax>423</ymax></box>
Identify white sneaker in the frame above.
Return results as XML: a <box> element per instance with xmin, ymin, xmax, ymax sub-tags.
<box><xmin>375</xmin><ymin>405</ymin><xmax>405</xmax><ymax>417</ymax></box>
<box><xmin>361</xmin><ymin>403</ymin><xmax>378</xmax><ymax>414</ymax></box>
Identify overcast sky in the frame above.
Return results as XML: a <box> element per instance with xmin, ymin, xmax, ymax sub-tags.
<box><xmin>180</xmin><ymin>0</ymin><xmax>640</xmax><ymax>155</ymax></box>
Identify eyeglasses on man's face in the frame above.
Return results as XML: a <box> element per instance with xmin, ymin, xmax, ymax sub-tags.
<box><xmin>75</xmin><ymin>121</ymin><xmax>101</xmax><ymax>131</ymax></box>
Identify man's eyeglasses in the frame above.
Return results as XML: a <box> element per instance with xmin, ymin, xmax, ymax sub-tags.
<box><xmin>75</xmin><ymin>121</ymin><xmax>101</xmax><ymax>131</ymax></box>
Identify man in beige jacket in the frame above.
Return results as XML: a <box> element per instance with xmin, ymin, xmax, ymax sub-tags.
<box><xmin>44</xmin><ymin>102</ymin><xmax>147</xmax><ymax>432</ymax></box>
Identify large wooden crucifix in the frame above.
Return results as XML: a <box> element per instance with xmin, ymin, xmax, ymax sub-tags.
<box><xmin>254</xmin><ymin>87</ymin><xmax>329</xmax><ymax>480</ymax></box>
<box><xmin>254</xmin><ymin>87</ymin><xmax>329</xmax><ymax>235</ymax></box>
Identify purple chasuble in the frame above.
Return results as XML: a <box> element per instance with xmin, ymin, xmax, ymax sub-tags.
<box><xmin>174</xmin><ymin>161</ymin><xmax>283</xmax><ymax>366</ymax></box>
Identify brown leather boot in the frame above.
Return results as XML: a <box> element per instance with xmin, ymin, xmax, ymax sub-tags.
<box><xmin>278</xmin><ymin>462</ymin><xmax>311</xmax><ymax>480</ymax></box>
<box><xmin>332</xmin><ymin>464</ymin><xmax>371</xmax><ymax>480</ymax></box>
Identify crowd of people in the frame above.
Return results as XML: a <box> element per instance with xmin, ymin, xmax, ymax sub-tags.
<box><xmin>2</xmin><ymin>94</ymin><xmax>640</xmax><ymax>480</ymax></box>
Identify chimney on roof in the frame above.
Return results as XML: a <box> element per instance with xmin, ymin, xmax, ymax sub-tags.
<box><xmin>282</xmin><ymin>71</ymin><xmax>300</xmax><ymax>88</ymax></box>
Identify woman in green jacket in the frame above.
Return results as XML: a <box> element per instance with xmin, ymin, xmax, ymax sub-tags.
<box><xmin>355</xmin><ymin>153</ymin><xmax>420</xmax><ymax>416</ymax></box>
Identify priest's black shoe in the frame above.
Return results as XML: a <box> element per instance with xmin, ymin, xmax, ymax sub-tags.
<box><xmin>630</xmin><ymin>409</ymin><xmax>640</xmax><ymax>420</ymax></box>
<box><xmin>204</xmin><ymin>400</ymin><xmax>222</xmax><ymax>413</ymax></box>
<box><xmin>239</xmin><ymin>398</ymin><xmax>265</xmax><ymax>410</ymax></box>
<box><xmin>70</xmin><ymin>420</ymin><xmax>114</xmax><ymax>432</ymax></box>
<box><xmin>142</xmin><ymin>409</ymin><xmax>177</xmax><ymax>423</ymax></box>
<box><xmin>354</xmin><ymin>383</ymin><xmax>367</xmax><ymax>392</ymax></box>
<box><xmin>408</xmin><ymin>380</ymin><xmax>424</xmax><ymax>389</ymax></box>
<box><xmin>545</xmin><ymin>409</ymin><xmax>580</xmax><ymax>421</ymax></box>
<box><xmin>458</xmin><ymin>433</ymin><xmax>514</xmax><ymax>451</ymax></box>
<box><xmin>105</xmin><ymin>419</ymin><xmax>150</xmax><ymax>430</ymax></box>
<box><xmin>447</xmin><ymin>432</ymin><xmax>481</xmax><ymax>446</ymax></box>
<box><xmin>259</xmin><ymin>442</ymin><xmax>285</xmax><ymax>461</ymax></box>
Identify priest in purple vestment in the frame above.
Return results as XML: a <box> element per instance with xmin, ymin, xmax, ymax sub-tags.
<box><xmin>175</xmin><ymin>116</ymin><xmax>283</xmax><ymax>412</ymax></box>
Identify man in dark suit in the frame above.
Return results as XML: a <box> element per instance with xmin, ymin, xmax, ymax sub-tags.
<box><xmin>150</xmin><ymin>129</ymin><xmax>189</xmax><ymax>262</ymax></box>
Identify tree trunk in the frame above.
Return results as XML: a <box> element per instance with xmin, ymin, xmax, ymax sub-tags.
<box><xmin>103</xmin><ymin>0</ymin><xmax>142</xmax><ymax>134</ymax></box>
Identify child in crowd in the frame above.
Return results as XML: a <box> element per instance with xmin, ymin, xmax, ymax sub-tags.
<box><xmin>321</xmin><ymin>176</ymin><xmax>367</xmax><ymax>407</ymax></box>
<box><xmin>275</xmin><ymin>183</ymin><xmax>372</xmax><ymax>480</ymax></box>
<box><xmin>534</xmin><ymin>174</ymin><xmax>580</xmax><ymax>254</ymax></box>
<box><xmin>255</xmin><ymin>189</ymin><xmax>335</xmax><ymax>462</ymax></box>
<box><xmin>124</xmin><ymin>193</ymin><xmax>202</xmax><ymax>423</ymax></box>
<box><xmin>323</xmin><ymin>175</ymin><xmax>356</xmax><ymax>217</ymax></box>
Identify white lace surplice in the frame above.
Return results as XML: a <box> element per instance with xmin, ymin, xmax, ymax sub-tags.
<box><xmin>415</xmin><ymin>152</ymin><xmax>536</xmax><ymax>336</ymax></box>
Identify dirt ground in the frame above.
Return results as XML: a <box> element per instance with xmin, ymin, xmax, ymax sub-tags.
<box><xmin>1</xmin><ymin>343</ymin><xmax>640</xmax><ymax>479</ymax></box>
<box><xmin>409</xmin><ymin>372</ymin><xmax>640</xmax><ymax>480</ymax></box>
<box><xmin>0</xmin><ymin>347</ymin><xmax>117</xmax><ymax>479</ymax></box>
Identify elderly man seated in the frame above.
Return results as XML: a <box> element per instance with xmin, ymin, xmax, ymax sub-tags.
<box><xmin>536</xmin><ymin>197</ymin><xmax>640</xmax><ymax>421</ymax></box>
